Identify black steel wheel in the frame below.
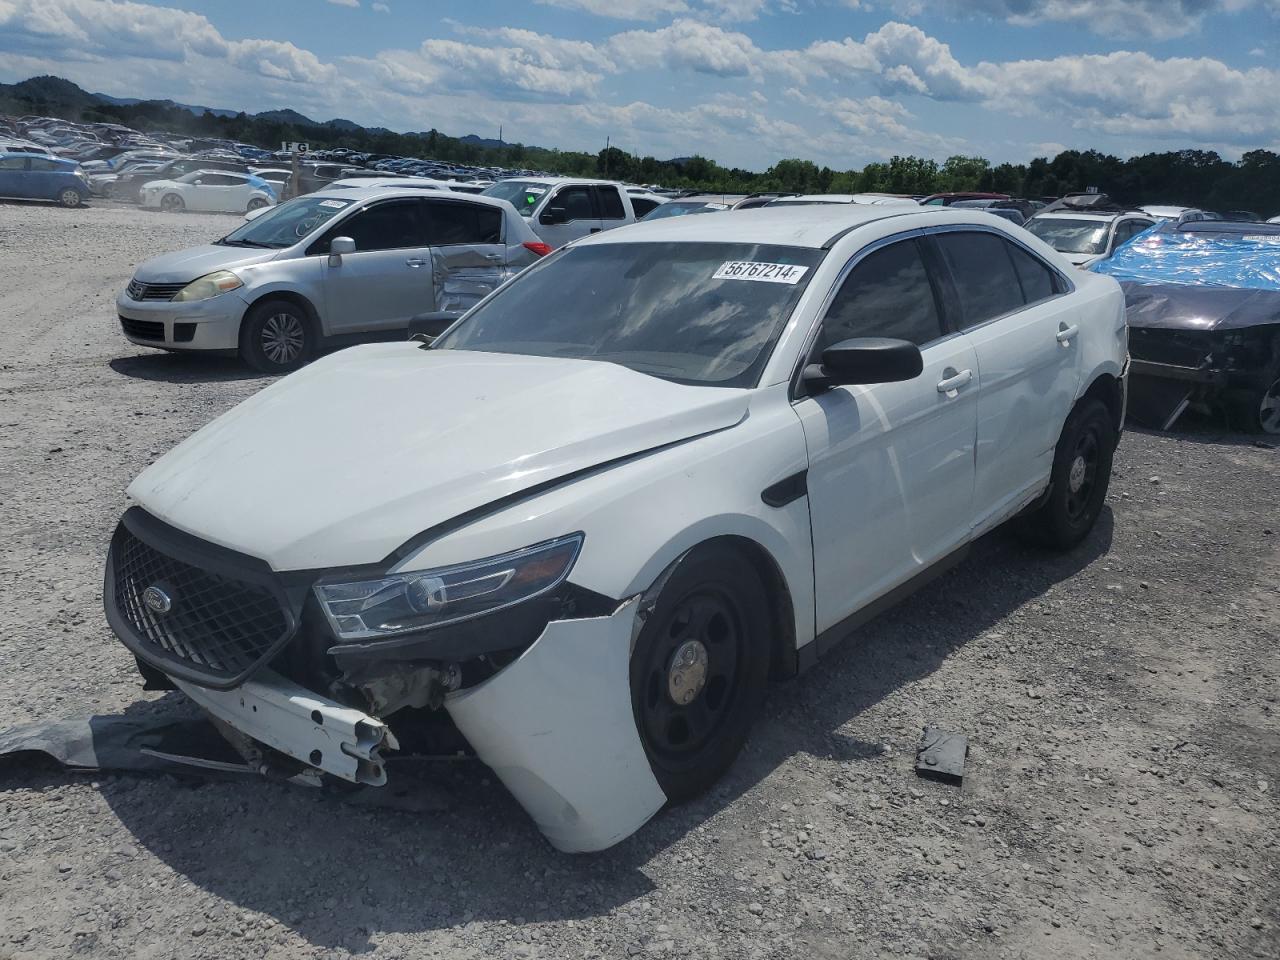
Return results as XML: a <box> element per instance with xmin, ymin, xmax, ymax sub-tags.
<box><xmin>630</xmin><ymin>543</ymin><xmax>770</xmax><ymax>803</ymax></box>
<box><xmin>1017</xmin><ymin>398</ymin><xmax>1115</xmax><ymax>549</ymax></box>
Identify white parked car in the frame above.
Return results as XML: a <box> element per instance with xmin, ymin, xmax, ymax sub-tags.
<box><xmin>104</xmin><ymin>206</ymin><xmax>1127</xmax><ymax>852</ymax></box>
<box><xmin>1025</xmin><ymin>210</ymin><xmax>1156</xmax><ymax>268</ymax></box>
<box><xmin>139</xmin><ymin>170</ymin><xmax>277</xmax><ymax>214</ymax></box>
<box><xmin>118</xmin><ymin>187</ymin><xmax>548</xmax><ymax>371</ymax></box>
<box><xmin>767</xmin><ymin>193</ymin><xmax>919</xmax><ymax>207</ymax></box>
<box><xmin>482</xmin><ymin>177</ymin><xmax>637</xmax><ymax>248</ymax></box>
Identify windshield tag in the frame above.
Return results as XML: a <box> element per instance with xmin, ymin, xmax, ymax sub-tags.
<box><xmin>713</xmin><ymin>261</ymin><xmax>809</xmax><ymax>284</ymax></box>
<box><xmin>524</xmin><ymin>187</ymin><xmax>546</xmax><ymax>196</ymax></box>
<box><xmin>318</xmin><ymin>199</ymin><xmax>349</xmax><ymax>208</ymax></box>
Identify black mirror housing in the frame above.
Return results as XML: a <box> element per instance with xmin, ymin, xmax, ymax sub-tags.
<box><xmin>804</xmin><ymin>337</ymin><xmax>924</xmax><ymax>391</ymax></box>
<box><xmin>540</xmin><ymin>206</ymin><xmax>568</xmax><ymax>225</ymax></box>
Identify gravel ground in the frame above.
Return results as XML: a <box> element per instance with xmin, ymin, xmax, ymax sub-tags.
<box><xmin>0</xmin><ymin>199</ymin><xmax>1277</xmax><ymax>960</ymax></box>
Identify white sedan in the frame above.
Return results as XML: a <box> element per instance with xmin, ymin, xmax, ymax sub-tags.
<box><xmin>103</xmin><ymin>205</ymin><xmax>1127</xmax><ymax>852</ymax></box>
<box><xmin>139</xmin><ymin>170</ymin><xmax>276</xmax><ymax>214</ymax></box>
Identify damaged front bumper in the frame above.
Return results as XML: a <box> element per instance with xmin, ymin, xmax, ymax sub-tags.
<box><xmin>172</xmin><ymin>669</ymin><xmax>397</xmax><ymax>786</ymax></box>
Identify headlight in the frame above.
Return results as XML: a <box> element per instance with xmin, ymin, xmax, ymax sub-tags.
<box><xmin>172</xmin><ymin>270</ymin><xmax>243</xmax><ymax>302</ymax></box>
<box><xmin>313</xmin><ymin>533</ymin><xmax>584</xmax><ymax>642</ymax></box>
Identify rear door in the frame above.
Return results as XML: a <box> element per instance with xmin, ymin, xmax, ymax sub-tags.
<box><xmin>536</xmin><ymin>184</ymin><xmax>600</xmax><ymax>248</ymax></box>
<box><xmin>0</xmin><ymin>155</ymin><xmax>32</xmax><ymax>197</ymax></box>
<box><xmin>421</xmin><ymin>197</ymin><xmax>507</xmax><ymax>313</ymax></box>
<box><xmin>313</xmin><ymin>198</ymin><xmax>435</xmax><ymax>333</ymax></box>
<box><xmin>27</xmin><ymin>157</ymin><xmax>64</xmax><ymax>199</ymax></box>
<box><xmin>594</xmin><ymin>184</ymin><xmax>632</xmax><ymax>233</ymax></box>
<box><xmin>929</xmin><ymin>229</ymin><xmax>1084</xmax><ymax>533</ymax></box>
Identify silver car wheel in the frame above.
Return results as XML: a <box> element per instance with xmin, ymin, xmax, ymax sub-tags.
<box><xmin>58</xmin><ymin>188</ymin><xmax>81</xmax><ymax>208</ymax></box>
<box><xmin>261</xmin><ymin>313</ymin><xmax>305</xmax><ymax>365</ymax></box>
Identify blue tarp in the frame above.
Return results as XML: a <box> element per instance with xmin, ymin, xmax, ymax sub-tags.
<box><xmin>1095</xmin><ymin>224</ymin><xmax>1280</xmax><ymax>291</ymax></box>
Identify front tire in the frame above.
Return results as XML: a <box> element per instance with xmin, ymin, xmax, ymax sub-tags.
<box><xmin>160</xmin><ymin>193</ymin><xmax>185</xmax><ymax>213</ymax></box>
<box><xmin>630</xmin><ymin>544</ymin><xmax>770</xmax><ymax>804</ymax></box>
<box><xmin>238</xmin><ymin>299</ymin><xmax>313</xmax><ymax>374</ymax></box>
<box><xmin>58</xmin><ymin>188</ymin><xmax>82</xmax><ymax>208</ymax></box>
<box><xmin>247</xmin><ymin>197</ymin><xmax>269</xmax><ymax>212</ymax></box>
<box><xmin>1229</xmin><ymin>367</ymin><xmax>1280</xmax><ymax>435</ymax></box>
<box><xmin>1018</xmin><ymin>399</ymin><xmax>1115</xmax><ymax>549</ymax></box>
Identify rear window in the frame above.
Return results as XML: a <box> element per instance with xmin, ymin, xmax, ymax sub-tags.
<box><xmin>1025</xmin><ymin>217</ymin><xmax>1109</xmax><ymax>255</ymax></box>
<box><xmin>425</xmin><ymin>199</ymin><xmax>502</xmax><ymax>244</ymax></box>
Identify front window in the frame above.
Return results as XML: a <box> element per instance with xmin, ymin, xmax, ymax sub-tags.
<box><xmin>642</xmin><ymin>201</ymin><xmax>727</xmax><ymax>221</ymax></box>
<box><xmin>1025</xmin><ymin>218</ymin><xmax>1109</xmax><ymax>255</ymax></box>
<box><xmin>481</xmin><ymin>180</ymin><xmax>549</xmax><ymax>217</ymax></box>
<box><xmin>435</xmin><ymin>242</ymin><xmax>826</xmax><ymax>388</ymax></box>
<box><xmin>218</xmin><ymin>195</ymin><xmax>355</xmax><ymax>249</ymax></box>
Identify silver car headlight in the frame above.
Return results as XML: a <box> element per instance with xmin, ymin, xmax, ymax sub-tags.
<box><xmin>314</xmin><ymin>534</ymin><xmax>584</xmax><ymax>642</ymax></box>
<box><xmin>172</xmin><ymin>270</ymin><xmax>243</xmax><ymax>302</ymax></box>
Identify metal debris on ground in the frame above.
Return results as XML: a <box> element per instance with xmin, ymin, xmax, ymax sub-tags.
<box><xmin>915</xmin><ymin>726</ymin><xmax>968</xmax><ymax>785</ymax></box>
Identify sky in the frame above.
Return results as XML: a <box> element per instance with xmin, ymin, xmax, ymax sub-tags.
<box><xmin>0</xmin><ymin>0</ymin><xmax>1277</xmax><ymax>171</ymax></box>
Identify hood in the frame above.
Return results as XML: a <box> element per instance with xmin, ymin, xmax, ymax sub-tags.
<box><xmin>128</xmin><ymin>344</ymin><xmax>751</xmax><ymax>571</ymax></box>
<box><xmin>1122</xmin><ymin>282</ymin><xmax>1280</xmax><ymax>332</ymax></box>
<box><xmin>133</xmin><ymin>244</ymin><xmax>278</xmax><ymax>283</ymax></box>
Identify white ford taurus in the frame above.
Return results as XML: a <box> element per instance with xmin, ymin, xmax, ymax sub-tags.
<box><xmin>104</xmin><ymin>206</ymin><xmax>1128</xmax><ymax>852</ymax></box>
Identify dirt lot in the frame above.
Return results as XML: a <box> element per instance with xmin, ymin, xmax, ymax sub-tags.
<box><xmin>0</xmin><ymin>199</ymin><xmax>1277</xmax><ymax>960</ymax></box>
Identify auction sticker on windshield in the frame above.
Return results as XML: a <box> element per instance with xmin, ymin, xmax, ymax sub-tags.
<box><xmin>319</xmin><ymin>199</ymin><xmax>349</xmax><ymax>208</ymax></box>
<box><xmin>713</xmin><ymin>261</ymin><xmax>809</xmax><ymax>284</ymax></box>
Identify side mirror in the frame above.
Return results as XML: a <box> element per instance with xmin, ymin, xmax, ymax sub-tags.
<box><xmin>328</xmin><ymin>236</ymin><xmax>355</xmax><ymax>266</ymax></box>
<box><xmin>802</xmin><ymin>337</ymin><xmax>923</xmax><ymax>392</ymax></box>
<box><xmin>540</xmin><ymin>206</ymin><xmax>567</xmax><ymax>226</ymax></box>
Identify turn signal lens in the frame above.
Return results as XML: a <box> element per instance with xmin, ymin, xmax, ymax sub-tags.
<box><xmin>523</xmin><ymin>241</ymin><xmax>553</xmax><ymax>257</ymax></box>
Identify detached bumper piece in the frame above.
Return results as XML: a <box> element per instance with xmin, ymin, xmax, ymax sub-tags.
<box><xmin>173</xmin><ymin>670</ymin><xmax>396</xmax><ymax>786</ymax></box>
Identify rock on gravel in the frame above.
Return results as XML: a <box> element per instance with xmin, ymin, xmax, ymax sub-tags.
<box><xmin>1</xmin><ymin>200</ymin><xmax>1278</xmax><ymax>959</ymax></box>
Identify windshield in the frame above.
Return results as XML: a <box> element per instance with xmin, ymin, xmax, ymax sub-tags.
<box><xmin>642</xmin><ymin>201</ymin><xmax>729</xmax><ymax>221</ymax></box>
<box><xmin>435</xmin><ymin>242</ymin><xmax>825</xmax><ymax>388</ymax></box>
<box><xmin>481</xmin><ymin>180</ymin><xmax>549</xmax><ymax>217</ymax></box>
<box><xmin>218</xmin><ymin>195</ymin><xmax>354</xmax><ymax>249</ymax></box>
<box><xmin>1026</xmin><ymin>218</ymin><xmax>1109</xmax><ymax>255</ymax></box>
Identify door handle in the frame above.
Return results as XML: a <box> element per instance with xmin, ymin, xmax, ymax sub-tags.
<box><xmin>483</xmin><ymin>253</ymin><xmax>504</xmax><ymax>262</ymax></box>
<box><xmin>405</xmin><ymin>258</ymin><xmax>428</xmax><ymax>268</ymax></box>
<box><xmin>589</xmin><ymin>228</ymin><xmax>601</xmax><ymax>234</ymax></box>
<box><xmin>936</xmin><ymin>369</ymin><xmax>973</xmax><ymax>394</ymax></box>
<box><xmin>1057</xmin><ymin>323</ymin><xmax>1079</xmax><ymax>344</ymax></box>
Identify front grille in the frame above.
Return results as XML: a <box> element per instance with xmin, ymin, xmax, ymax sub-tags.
<box><xmin>120</xmin><ymin>317</ymin><xmax>164</xmax><ymax>341</ymax></box>
<box><xmin>1129</xmin><ymin>328</ymin><xmax>1214</xmax><ymax>368</ymax></box>
<box><xmin>109</xmin><ymin>517</ymin><xmax>293</xmax><ymax>686</ymax></box>
<box><xmin>126</xmin><ymin>279</ymin><xmax>187</xmax><ymax>301</ymax></box>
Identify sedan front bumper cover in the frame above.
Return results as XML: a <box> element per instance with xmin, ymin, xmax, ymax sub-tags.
<box><xmin>445</xmin><ymin>597</ymin><xmax>667</xmax><ymax>852</ymax></box>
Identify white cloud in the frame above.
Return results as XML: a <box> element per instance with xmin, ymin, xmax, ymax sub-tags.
<box><xmin>535</xmin><ymin>0</ymin><xmax>689</xmax><ymax>19</ymax></box>
<box><xmin>371</xmin><ymin>1</ymin><xmax>389</xmax><ymax>10</ymax></box>
<box><xmin>327</xmin><ymin>0</ymin><xmax>360</xmax><ymax>7</ymax></box>
<box><xmin>608</xmin><ymin>18</ymin><xmax>764</xmax><ymax>78</ymax></box>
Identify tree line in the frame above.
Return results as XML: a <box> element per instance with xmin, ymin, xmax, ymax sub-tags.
<box><xmin>11</xmin><ymin>86</ymin><xmax>1279</xmax><ymax>215</ymax></box>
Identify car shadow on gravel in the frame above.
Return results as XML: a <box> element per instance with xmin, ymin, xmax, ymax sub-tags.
<box><xmin>6</xmin><ymin>513</ymin><xmax>1114</xmax><ymax>951</ymax></box>
<box><xmin>109</xmin><ymin>353</ymin><xmax>276</xmax><ymax>384</ymax></box>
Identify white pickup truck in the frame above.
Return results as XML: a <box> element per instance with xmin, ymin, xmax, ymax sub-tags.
<box><xmin>482</xmin><ymin>177</ymin><xmax>637</xmax><ymax>248</ymax></box>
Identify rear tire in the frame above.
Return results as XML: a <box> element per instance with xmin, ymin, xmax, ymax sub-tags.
<box><xmin>160</xmin><ymin>193</ymin><xmax>185</xmax><ymax>213</ymax></box>
<box><xmin>58</xmin><ymin>187</ymin><xmax>82</xmax><ymax>208</ymax></box>
<box><xmin>630</xmin><ymin>544</ymin><xmax>770</xmax><ymax>804</ymax></box>
<box><xmin>1017</xmin><ymin>399</ymin><xmax>1115</xmax><ymax>549</ymax></box>
<box><xmin>238</xmin><ymin>299</ymin><xmax>313</xmax><ymax>374</ymax></box>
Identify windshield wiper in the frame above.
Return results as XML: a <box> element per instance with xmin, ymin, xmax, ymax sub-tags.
<box><xmin>218</xmin><ymin>238</ymin><xmax>275</xmax><ymax>248</ymax></box>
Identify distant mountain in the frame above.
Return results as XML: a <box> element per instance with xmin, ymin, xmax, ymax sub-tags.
<box><xmin>0</xmin><ymin>74</ymin><xmax>533</xmax><ymax>152</ymax></box>
<box><xmin>93</xmin><ymin>92</ymin><xmax>238</xmax><ymax>118</ymax></box>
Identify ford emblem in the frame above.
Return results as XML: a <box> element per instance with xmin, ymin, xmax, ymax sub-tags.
<box><xmin>142</xmin><ymin>585</ymin><xmax>172</xmax><ymax>614</ymax></box>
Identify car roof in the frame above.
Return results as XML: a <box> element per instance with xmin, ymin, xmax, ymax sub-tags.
<box><xmin>1032</xmin><ymin>210</ymin><xmax>1143</xmax><ymax>222</ymax></box>
<box><xmin>492</xmin><ymin>176</ymin><xmax>623</xmax><ymax>187</ymax></box>
<box><xmin>309</xmin><ymin>185</ymin><xmax>515</xmax><ymax>210</ymax></box>
<box><xmin>573</xmin><ymin>205</ymin><xmax>987</xmax><ymax>249</ymax></box>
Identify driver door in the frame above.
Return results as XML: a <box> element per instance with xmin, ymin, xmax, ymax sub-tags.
<box><xmin>536</xmin><ymin>185</ymin><xmax>601</xmax><ymax>249</ymax></box>
<box><xmin>314</xmin><ymin>198</ymin><xmax>435</xmax><ymax>334</ymax></box>
<box><xmin>793</xmin><ymin>236</ymin><xmax>979</xmax><ymax>634</ymax></box>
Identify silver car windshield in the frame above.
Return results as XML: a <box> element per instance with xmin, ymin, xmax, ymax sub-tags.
<box><xmin>218</xmin><ymin>196</ymin><xmax>354</xmax><ymax>249</ymax></box>
<box><xmin>435</xmin><ymin>241</ymin><xmax>826</xmax><ymax>388</ymax></box>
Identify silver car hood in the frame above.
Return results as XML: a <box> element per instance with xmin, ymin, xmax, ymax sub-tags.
<box><xmin>132</xmin><ymin>244</ymin><xmax>279</xmax><ymax>283</ymax></box>
<box><xmin>129</xmin><ymin>343</ymin><xmax>751</xmax><ymax>571</ymax></box>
